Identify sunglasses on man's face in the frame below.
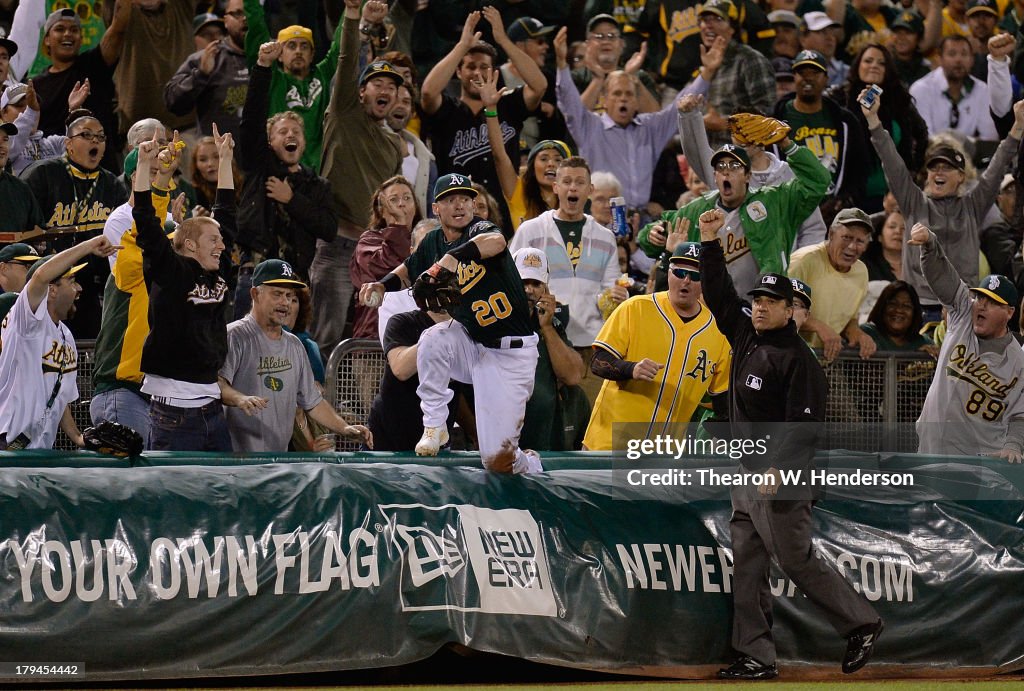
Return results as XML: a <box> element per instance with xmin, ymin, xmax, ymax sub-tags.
<box><xmin>670</xmin><ymin>267</ymin><xmax>701</xmax><ymax>281</ymax></box>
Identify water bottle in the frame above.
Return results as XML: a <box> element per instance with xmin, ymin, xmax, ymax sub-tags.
<box><xmin>610</xmin><ymin>196</ymin><xmax>629</xmax><ymax>238</ymax></box>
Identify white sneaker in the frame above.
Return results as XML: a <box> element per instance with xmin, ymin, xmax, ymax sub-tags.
<box><xmin>415</xmin><ymin>426</ymin><xmax>449</xmax><ymax>456</ymax></box>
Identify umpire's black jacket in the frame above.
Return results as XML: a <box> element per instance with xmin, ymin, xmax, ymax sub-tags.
<box><xmin>700</xmin><ymin>239</ymin><xmax>827</xmax><ymax>474</ymax></box>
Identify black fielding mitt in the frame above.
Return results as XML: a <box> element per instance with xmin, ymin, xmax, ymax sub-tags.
<box><xmin>83</xmin><ymin>421</ymin><xmax>144</xmax><ymax>457</ymax></box>
<box><xmin>412</xmin><ymin>263</ymin><xmax>461</xmax><ymax>312</ymax></box>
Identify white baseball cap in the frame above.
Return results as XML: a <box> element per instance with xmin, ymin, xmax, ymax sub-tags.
<box><xmin>803</xmin><ymin>11</ymin><xmax>840</xmax><ymax>31</ymax></box>
<box><xmin>513</xmin><ymin>247</ymin><xmax>549</xmax><ymax>283</ymax></box>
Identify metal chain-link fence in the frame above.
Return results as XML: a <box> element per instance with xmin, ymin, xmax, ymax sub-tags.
<box><xmin>60</xmin><ymin>340</ymin><xmax>937</xmax><ymax>454</ymax></box>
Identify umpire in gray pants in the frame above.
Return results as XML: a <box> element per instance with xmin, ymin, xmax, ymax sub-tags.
<box><xmin>698</xmin><ymin>208</ymin><xmax>883</xmax><ymax>680</ymax></box>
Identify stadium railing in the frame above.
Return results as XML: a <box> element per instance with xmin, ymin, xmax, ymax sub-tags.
<box><xmin>60</xmin><ymin>340</ymin><xmax>936</xmax><ymax>454</ymax></box>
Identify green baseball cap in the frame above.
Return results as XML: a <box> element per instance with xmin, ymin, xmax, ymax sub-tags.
<box><xmin>669</xmin><ymin>241</ymin><xmax>702</xmax><ymax>268</ymax></box>
<box><xmin>0</xmin><ymin>243</ymin><xmax>40</xmax><ymax>264</ymax></box>
<box><xmin>833</xmin><ymin>207</ymin><xmax>873</xmax><ymax>231</ymax></box>
<box><xmin>25</xmin><ymin>256</ymin><xmax>87</xmax><ymax>283</ymax></box>
<box><xmin>699</xmin><ymin>0</ymin><xmax>738</xmax><ymax>21</ymax></box>
<box><xmin>971</xmin><ymin>274</ymin><xmax>1018</xmax><ymax>306</ymax></box>
<box><xmin>790</xmin><ymin>277</ymin><xmax>812</xmax><ymax>307</ymax></box>
<box><xmin>433</xmin><ymin>173</ymin><xmax>478</xmax><ymax>202</ymax></box>
<box><xmin>711</xmin><ymin>144</ymin><xmax>751</xmax><ymax>170</ymax></box>
<box><xmin>252</xmin><ymin>259</ymin><xmax>306</xmax><ymax>288</ymax></box>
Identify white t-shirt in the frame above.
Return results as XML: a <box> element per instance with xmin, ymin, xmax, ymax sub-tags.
<box><xmin>104</xmin><ymin>200</ymin><xmax>174</xmax><ymax>269</ymax></box>
<box><xmin>0</xmin><ymin>291</ymin><xmax>78</xmax><ymax>449</ymax></box>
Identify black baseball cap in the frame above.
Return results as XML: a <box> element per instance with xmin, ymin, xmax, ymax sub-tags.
<box><xmin>711</xmin><ymin>144</ymin><xmax>751</xmax><ymax>170</ymax></box>
<box><xmin>0</xmin><ymin>28</ymin><xmax>17</xmax><ymax>58</ymax></box>
<box><xmin>792</xmin><ymin>49</ymin><xmax>828</xmax><ymax>73</ymax></box>
<box><xmin>252</xmin><ymin>259</ymin><xmax>306</xmax><ymax>288</ymax></box>
<box><xmin>926</xmin><ymin>146</ymin><xmax>966</xmax><ymax>171</ymax></box>
<box><xmin>892</xmin><ymin>9</ymin><xmax>925</xmax><ymax>34</ymax></box>
<box><xmin>359</xmin><ymin>60</ymin><xmax>404</xmax><ymax>87</ymax></box>
<box><xmin>193</xmin><ymin>13</ymin><xmax>225</xmax><ymax>36</ymax></box>
<box><xmin>966</xmin><ymin>0</ymin><xmax>999</xmax><ymax>17</ymax></box>
<box><xmin>747</xmin><ymin>272</ymin><xmax>794</xmax><ymax>301</ymax></box>
<box><xmin>508</xmin><ymin>17</ymin><xmax>555</xmax><ymax>42</ymax></box>
<box><xmin>773</xmin><ymin>57</ymin><xmax>794</xmax><ymax>81</ymax></box>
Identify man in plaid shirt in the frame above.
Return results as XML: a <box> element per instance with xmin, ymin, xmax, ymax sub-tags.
<box><xmin>691</xmin><ymin>0</ymin><xmax>776</xmax><ymax>148</ymax></box>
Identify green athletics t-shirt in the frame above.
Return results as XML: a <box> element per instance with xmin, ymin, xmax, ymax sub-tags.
<box><xmin>783</xmin><ymin>103</ymin><xmax>843</xmax><ymax>195</ymax></box>
<box><xmin>554</xmin><ymin>217</ymin><xmax>586</xmax><ymax>269</ymax></box>
<box><xmin>404</xmin><ymin>217</ymin><xmax>533</xmax><ymax>342</ymax></box>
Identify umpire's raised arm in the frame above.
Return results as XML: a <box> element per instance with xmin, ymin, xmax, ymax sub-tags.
<box><xmin>698</xmin><ymin>208</ymin><xmax>746</xmax><ymax>342</ymax></box>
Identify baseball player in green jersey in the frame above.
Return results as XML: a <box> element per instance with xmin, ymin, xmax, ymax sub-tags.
<box><xmin>359</xmin><ymin>174</ymin><xmax>542</xmax><ymax>473</ymax></box>
<box><xmin>908</xmin><ymin>221</ymin><xmax>1024</xmax><ymax>462</ymax></box>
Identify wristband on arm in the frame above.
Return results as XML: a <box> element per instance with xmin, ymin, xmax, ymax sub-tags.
<box><xmin>380</xmin><ymin>272</ymin><xmax>403</xmax><ymax>291</ymax></box>
<box><xmin>447</xmin><ymin>240</ymin><xmax>483</xmax><ymax>264</ymax></box>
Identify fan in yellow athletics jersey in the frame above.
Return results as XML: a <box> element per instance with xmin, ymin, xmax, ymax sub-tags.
<box><xmin>582</xmin><ymin>242</ymin><xmax>731</xmax><ymax>450</ymax></box>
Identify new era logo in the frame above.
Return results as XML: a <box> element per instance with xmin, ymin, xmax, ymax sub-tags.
<box><xmin>379</xmin><ymin>504</ymin><xmax>557</xmax><ymax>616</ymax></box>
<box><xmin>746</xmin><ymin>374</ymin><xmax>762</xmax><ymax>390</ymax></box>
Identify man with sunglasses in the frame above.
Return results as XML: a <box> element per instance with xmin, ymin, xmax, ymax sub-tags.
<box><xmin>0</xmin><ymin>234</ymin><xmax>118</xmax><ymax>450</ymax></box>
<box><xmin>582</xmin><ymin>241</ymin><xmax>731</xmax><ymax>450</ymax></box>
<box><xmin>638</xmin><ymin>137</ymin><xmax>830</xmax><ymax>298</ymax></box>
<box><xmin>698</xmin><ymin>207</ymin><xmax>883</xmax><ymax>680</ymax></box>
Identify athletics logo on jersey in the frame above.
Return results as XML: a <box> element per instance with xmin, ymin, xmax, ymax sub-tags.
<box><xmin>686</xmin><ymin>349</ymin><xmax>711</xmax><ymax>382</ymax></box>
<box><xmin>263</xmin><ymin>375</ymin><xmax>284</xmax><ymax>391</ymax></box>
<box><xmin>747</xmin><ymin>201</ymin><xmax>768</xmax><ymax>222</ymax></box>
<box><xmin>378</xmin><ymin>503</ymin><xmax>557</xmax><ymax>616</ymax></box>
<box><xmin>746</xmin><ymin>374</ymin><xmax>763</xmax><ymax>390</ymax></box>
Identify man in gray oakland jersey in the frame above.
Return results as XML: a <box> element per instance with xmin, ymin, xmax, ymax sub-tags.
<box><xmin>908</xmin><ymin>221</ymin><xmax>1024</xmax><ymax>462</ymax></box>
<box><xmin>218</xmin><ymin>259</ymin><xmax>372</xmax><ymax>452</ymax></box>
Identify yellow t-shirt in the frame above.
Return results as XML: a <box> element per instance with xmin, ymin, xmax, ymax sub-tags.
<box><xmin>582</xmin><ymin>292</ymin><xmax>731</xmax><ymax>451</ymax></box>
<box><xmin>789</xmin><ymin>243</ymin><xmax>869</xmax><ymax>349</ymax></box>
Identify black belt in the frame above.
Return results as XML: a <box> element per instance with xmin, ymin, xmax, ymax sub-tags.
<box><xmin>481</xmin><ymin>337</ymin><xmax>525</xmax><ymax>349</ymax></box>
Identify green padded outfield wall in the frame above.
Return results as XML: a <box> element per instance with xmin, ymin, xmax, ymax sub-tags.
<box><xmin>0</xmin><ymin>451</ymin><xmax>1020</xmax><ymax>681</ymax></box>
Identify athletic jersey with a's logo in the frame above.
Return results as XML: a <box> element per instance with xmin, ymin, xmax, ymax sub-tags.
<box><xmin>0</xmin><ymin>291</ymin><xmax>79</xmax><ymax>449</ymax></box>
<box><xmin>583</xmin><ymin>292</ymin><xmax>731</xmax><ymax>450</ymax></box>
<box><xmin>404</xmin><ymin>218</ymin><xmax>533</xmax><ymax>343</ymax></box>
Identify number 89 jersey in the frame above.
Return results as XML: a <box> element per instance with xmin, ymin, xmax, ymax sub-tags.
<box><xmin>404</xmin><ymin>218</ymin><xmax>533</xmax><ymax>343</ymax></box>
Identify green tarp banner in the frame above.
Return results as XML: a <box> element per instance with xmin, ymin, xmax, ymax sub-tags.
<box><xmin>0</xmin><ymin>454</ymin><xmax>1021</xmax><ymax>681</ymax></box>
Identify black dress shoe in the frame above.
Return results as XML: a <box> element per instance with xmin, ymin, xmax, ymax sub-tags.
<box><xmin>717</xmin><ymin>655</ymin><xmax>779</xmax><ymax>680</ymax></box>
<box><xmin>842</xmin><ymin>619</ymin><xmax>884</xmax><ymax>674</ymax></box>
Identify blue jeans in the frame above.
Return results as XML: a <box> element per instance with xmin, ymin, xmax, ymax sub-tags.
<box><xmin>90</xmin><ymin>388</ymin><xmax>151</xmax><ymax>441</ymax></box>
<box><xmin>147</xmin><ymin>400</ymin><xmax>232</xmax><ymax>452</ymax></box>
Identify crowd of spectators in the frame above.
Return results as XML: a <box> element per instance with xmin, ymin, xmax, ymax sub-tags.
<box><xmin>1</xmin><ymin>0</ymin><xmax>1024</xmax><ymax>459</ymax></box>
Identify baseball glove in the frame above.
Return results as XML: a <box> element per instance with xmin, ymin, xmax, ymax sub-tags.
<box><xmin>83</xmin><ymin>421</ymin><xmax>145</xmax><ymax>457</ymax></box>
<box><xmin>728</xmin><ymin>113</ymin><xmax>790</xmax><ymax>147</ymax></box>
<box><xmin>412</xmin><ymin>264</ymin><xmax>461</xmax><ymax>312</ymax></box>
